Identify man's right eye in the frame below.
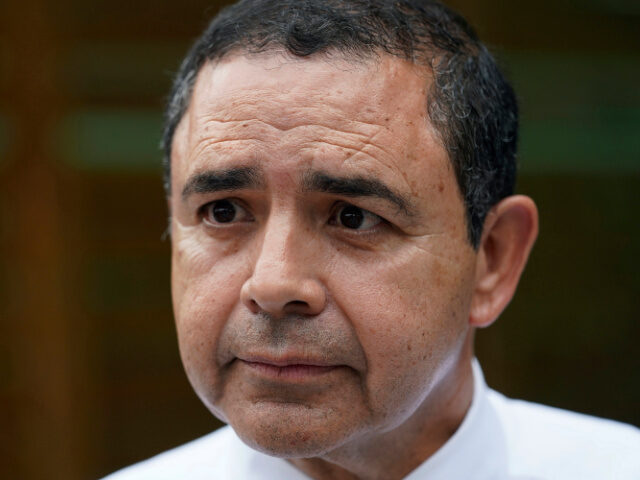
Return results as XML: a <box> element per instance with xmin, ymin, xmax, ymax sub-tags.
<box><xmin>201</xmin><ymin>199</ymin><xmax>252</xmax><ymax>225</ymax></box>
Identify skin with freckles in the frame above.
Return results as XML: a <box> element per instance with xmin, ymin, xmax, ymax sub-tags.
<box><xmin>169</xmin><ymin>53</ymin><xmax>537</xmax><ymax>480</ymax></box>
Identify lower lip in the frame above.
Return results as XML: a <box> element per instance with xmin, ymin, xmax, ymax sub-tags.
<box><xmin>241</xmin><ymin>360</ymin><xmax>338</xmax><ymax>381</ymax></box>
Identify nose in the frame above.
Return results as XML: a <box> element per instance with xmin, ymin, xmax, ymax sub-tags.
<box><xmin>240</xmin><ymin>217</ymin><xmax>326</xmax><ymax>317</ymax></box>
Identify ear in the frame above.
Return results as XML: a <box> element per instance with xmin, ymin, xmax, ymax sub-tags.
<box><xmin>470</xmin><ymin>195</ymin><xmax>538</xmax><ymax>328</ymax></box>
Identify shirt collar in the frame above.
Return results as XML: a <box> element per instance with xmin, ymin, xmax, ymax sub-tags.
<box><xmin>404</xmin><ymin>359</ymin><xmax>509</xmax><ymax>480</ymax></box>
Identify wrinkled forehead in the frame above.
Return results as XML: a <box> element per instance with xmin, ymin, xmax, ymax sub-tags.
<box><xmin>170</xmin><ymin>52</ymin><xmax>456</xmax><ymax>209</ymax></box>
<box><xmin>185</xmin><ymin>52</ymin><xmax>434</xmax><ymax>135</ymax></box>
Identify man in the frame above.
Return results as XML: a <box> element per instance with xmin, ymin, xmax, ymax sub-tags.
<box><xmin>105</xmin><ymin>0</ymin><xmax>639</xmax><ymax>478</ymax></box>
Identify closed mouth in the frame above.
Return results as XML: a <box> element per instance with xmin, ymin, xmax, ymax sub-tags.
<box><xmin>243</xmin><ymin>360</ymin><xmax>337</xmax><ymax>377</ymax></box>
<box><xmin>237</xmin><ymin>355</ymin><xmax>343</xmax><ymax>381</ymax></box>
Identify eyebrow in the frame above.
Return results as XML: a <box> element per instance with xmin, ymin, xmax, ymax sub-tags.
<box><xmin>303</xmin><ymin>171</ymin><xmax>415</xmax><ymax>216</ymax></box>
<box><xmin>181</xmin><ymin>166</ymin><xmax>263</xmax><ymax>200</ymax></box>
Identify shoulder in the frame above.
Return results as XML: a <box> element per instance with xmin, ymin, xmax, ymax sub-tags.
<box><xmin>100</xmin><ymin>426</ymin><xmax>241</xmax><ymax>480</ymax></box>
<box><xmin>487</xmin><ymin>389</ymin><xmax>640</xmax><ymax>479</ymax></box>
<box><xmin>101</xmin><ymin>426</ymin><xmax>308</xmax><ymax>480</ymax></box>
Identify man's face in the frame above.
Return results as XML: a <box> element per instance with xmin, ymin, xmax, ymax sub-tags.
<box><xmin>170</xmin><ymin>54</ymin><xmax>478</xmax><ymax>457</ymax></box>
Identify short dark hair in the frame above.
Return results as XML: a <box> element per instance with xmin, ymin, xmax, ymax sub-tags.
<box><xmin>162</xmin><ymin>0</ymin><xmax>518</xmax><ymax>247</ymax></box>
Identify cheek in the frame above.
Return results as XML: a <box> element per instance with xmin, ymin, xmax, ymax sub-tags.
<box><xmin>171</xmin><ymin>225</ymin><xmax>248</xmax><ymax>316</ymax></box>
<box><xmin>171</xmin><ymin>230</ymin><xmax>248</xmax><ymax>388</ymax></box>
<box><xmin>333</xmin><ymin>239</ymin><xmax>474</xmax><ymax>420</ymax></box>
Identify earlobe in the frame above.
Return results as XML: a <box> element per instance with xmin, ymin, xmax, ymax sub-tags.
<box><xmin>469</xmin><ymin>195</ymin><xmax>538</xmax><ymax>328</ymax></box>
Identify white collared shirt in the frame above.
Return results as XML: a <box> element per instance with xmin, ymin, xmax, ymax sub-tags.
<box><xmin>104</xmin><ymin>361</ymin><xmax>640</xmax><ymax>479</ymax></box>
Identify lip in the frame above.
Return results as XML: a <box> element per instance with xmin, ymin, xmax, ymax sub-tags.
<box><xmin>239</xmin><ymin>354</ymin><xmax>338</xmax><ymax>368</ymax></box>
<box><xmin>237</xmin><ymin>354</ymin><xmax>342</xmax><ymax>381</ymax></box>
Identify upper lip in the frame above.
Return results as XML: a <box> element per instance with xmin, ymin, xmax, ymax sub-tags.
<box><xmin>237</xmin><ymin>353</ymin><xmax>340</xmax><ymax>368</ymax></box>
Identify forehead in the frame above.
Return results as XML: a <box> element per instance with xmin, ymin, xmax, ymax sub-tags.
<box><xmin>172</xmin><ymin>53</ymin><xmax>457</xmax><ymax>208</ymax></box>
<box><xmin>188</xmin><ymin>53</ymin><xmax>430</xmax><ymax>130</ymax></box>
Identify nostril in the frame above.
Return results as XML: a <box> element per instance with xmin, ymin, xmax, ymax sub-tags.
<box><xmin>283</xmin><ymin>299</ymin><xmax>312</xmax><ymax>315</ymax></box>
<box><xmin>288</xmin><ymin>300</ymin><xmax>307</xmax><ymax>307</ymax></box>
<box><xmin>241</xmin><ymin>275</ymin><xmax>326</xmax><ymax>316</ymax></box>
<box><xmin>248</xmin><ymin>299</ymin><xmax>261</xmax><ymax>312</ymax></box>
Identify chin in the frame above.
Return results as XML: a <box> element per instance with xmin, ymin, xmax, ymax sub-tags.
<box><xmin>227</xmin><ymin>402</ymin><xmax>360</xmax><ymax>458</ymax></box>
<box><xmin>237</xmin><ymin>429</ymin><xmax>333</xmax><ymax>458</ymax></box>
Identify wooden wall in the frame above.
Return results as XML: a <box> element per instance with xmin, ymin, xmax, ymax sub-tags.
<box><xmin>0</xmin><ymin>1</ymin><xmax>638</xmax><ymax>478</ymax></box>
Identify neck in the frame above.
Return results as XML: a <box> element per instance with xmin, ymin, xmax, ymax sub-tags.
<box><xmin>288</xmin><ymin>345</ymin><xmax>476</xmax><ymax>480</ymax></box>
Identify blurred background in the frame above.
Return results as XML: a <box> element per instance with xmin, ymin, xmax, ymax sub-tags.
<box><xmin>0</xmin><ymin>0</ymin><xmax>638</xmax><ymax>478</ymax></box>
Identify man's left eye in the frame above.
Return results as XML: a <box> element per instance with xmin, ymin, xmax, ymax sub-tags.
<box><xmin>330</xmin><ymin>204</ymin><xmax>383</xmax><ymax>230</ymax></box>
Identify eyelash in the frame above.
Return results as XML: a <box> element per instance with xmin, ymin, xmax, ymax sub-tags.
<box><xmin>198</xmin><ymin>199</ymin><xmax>388</xmax><ymax>234</ymax></box>
<box><xmin>328</xmin><ymin>202</ymin><xmax>385</xmax><ymax>232</ymax></box>
<box><xmin>200</xmin><ymin>199</ymin><xmax>253</xmax><ymax>226</ymax></box>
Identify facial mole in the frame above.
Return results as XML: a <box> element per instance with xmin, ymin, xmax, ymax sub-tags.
<box><xmin>438</xmin><ymin>183</ymin><xmax>444</xmax><ymax>193</ymax></box>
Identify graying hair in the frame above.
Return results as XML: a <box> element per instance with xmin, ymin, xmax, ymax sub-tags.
<box><xmin>161</xmin><ymin>0</ymin><xmax>518</xmax><ymax>248</ymax></box>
